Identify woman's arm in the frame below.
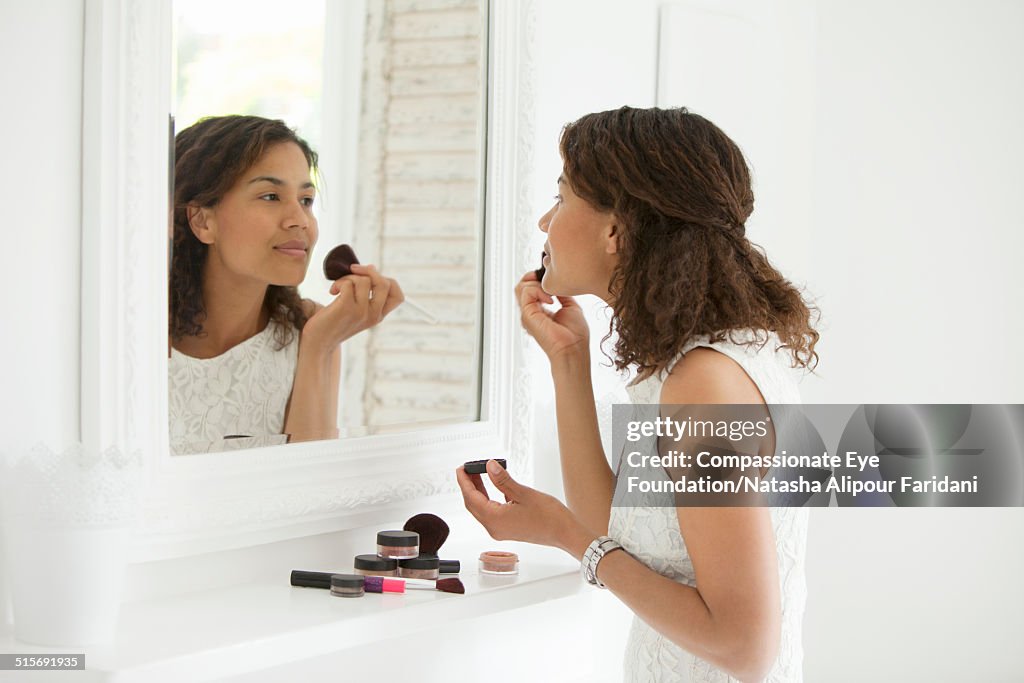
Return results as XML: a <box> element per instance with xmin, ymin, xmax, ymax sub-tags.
<box><xmin>623</xmin><ymin>346</ymin><xmax>780</xmax><ymax>680</ymax></box>
<box><xmin>284</xmin><ymin>264</ymin><xmax>403</xmax><ymax>442</ymax></box>
<box><xmin>549</xmin><ymin>350</ymin><xmax>615</xmax><ymax>534</ymax></box>
<box><xmin>562</xmin><ymin>506</ymin><xmax>779</xmax><ymax>683</ymax></box>
<box><xmin>456</xmin><ymin>348</ymin><xmax>782</xmax><ymax>682</ymax></box>
<box><xmin>458</xmin><ymin>461</ymin><xmax>780</xmax><ymax>683</ymax></box>
<box><xmin>516</xmin><ymin>273</ymin><xmax>614</xmax><ymax>534</ymax></box>
<box><xmin>283</xmin><ymin>317</ymin><xmax>341</xmax><ymax>442</ymax></box>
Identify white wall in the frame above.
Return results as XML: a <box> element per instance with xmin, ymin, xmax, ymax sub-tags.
<box><xmin>803</xmin><ymin>2</ymin><xmax>1024</xmax><ymax>680</ymax></box>
<box><xmin>529</xmin><ymin>1</ymin><xmax>1024</xmax><ymax>681</ymax></box>
<box><xmin>804</xmin><ymin>0</ymin><xmax>1024</xmax><ymax>405</ymax></box>
<box><xmin>0</xmin><ymin>1</ymin><xmax>84</xmax><ymax>449</ymax></box>
<box><xmin>0</xmin><ymin>0</ymin><xmax>85</xmax><ymax>631</ymax></box>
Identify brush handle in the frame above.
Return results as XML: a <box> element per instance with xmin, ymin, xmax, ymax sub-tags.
<box><xmin>399</xmin><ymin>297</ymin><xmax>438</xmax><ymax>324</ymax></box>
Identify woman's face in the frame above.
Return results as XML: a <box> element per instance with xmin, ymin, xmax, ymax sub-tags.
<box><xmin>537</xmin><ymin>172</ymin><xmax>617</xmax><ymax>299</ymax></box>
<box><xmin>192</xmin><ymin>141</ymin><xmax>318</xmax><ymax>288</ymax></box>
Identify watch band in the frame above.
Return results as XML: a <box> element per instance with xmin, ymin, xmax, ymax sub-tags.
<box><xmin>581</xmin><ymin>535</ymin><xmax>624</xmax><ymax>589</ymax></box>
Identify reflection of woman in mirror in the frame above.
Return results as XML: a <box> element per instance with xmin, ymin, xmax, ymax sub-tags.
<box><xmin>169</xmin><ymin>115</ymin><xmax>403</xmax><ymax>455</ymax></box>
<box><xmin>458</xmin><ymin>107</ymin><xmax>819</xmax><ymax>681</ymax></box>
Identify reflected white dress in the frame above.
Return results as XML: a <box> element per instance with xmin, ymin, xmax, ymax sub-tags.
<box><xmin>608</xmin><ymin>332</ymin><xmax>809</xmax><ymax>682</ymax></box>
<box><xmin>168</xmin><ymin>322</ymin><xmax>300</xmax><ymax>455</ymax></box>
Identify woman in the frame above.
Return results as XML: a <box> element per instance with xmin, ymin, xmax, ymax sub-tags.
<box><xmin>457</xmin><ymin>106</ymin><xmax>818</xmax><ymax>682</ymax></box>
<box><xmin>169</xmin><ymin>115</ymin><xmax>403</xmax><ymax>454</ymax></box>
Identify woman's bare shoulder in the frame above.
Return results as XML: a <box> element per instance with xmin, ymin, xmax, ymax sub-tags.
<box><xmin>661</xmin><ymin>347</ymin><xmax>764</xmax><ymax>405</ymax></box>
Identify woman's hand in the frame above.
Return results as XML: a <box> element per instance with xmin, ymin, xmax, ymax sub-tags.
<box><xmin>301</xmin><ymin>263</ymin><xmax>404</xmax><ymax>355</ymax></box>
<box><xmin>515</xmin><ymin>271</ymin><xmax>590</xmax><ymax>363</ymax></box>
<box><xmin>456</xmin><ymin>459</ymin><xmax>593</xmax><ymax>558</ymax></box>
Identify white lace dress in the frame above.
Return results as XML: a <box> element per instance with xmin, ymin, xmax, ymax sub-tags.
<box><xmin>608</xmin><ymin>332</ymin><xmax>809</xmax><ymax>682</ymax></box>
<box><xmin>168</xmin><ymin>322</ymin><xmax>300</xmax><ymax>455</ymax></box>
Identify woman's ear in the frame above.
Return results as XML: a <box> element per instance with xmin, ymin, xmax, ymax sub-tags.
<box><xmin>604</xmin><ymin>221</ymin><xmax>620</xmax><ymax>255</ymax></box>
<box><xmin>187</xmin><ymin>204</ymin><xmax>216</xmax><ymax>245</ymax></box>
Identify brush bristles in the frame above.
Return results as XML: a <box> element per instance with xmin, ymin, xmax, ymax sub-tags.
<box><xmin>435</xmin><ymin>577</ymin><xmax>465</xmax><ymax>594</ymax></box>
<box><xmin>403</xmin><ymin>513</ymin><xmax>450</xmax><ymax>555</ymax></box>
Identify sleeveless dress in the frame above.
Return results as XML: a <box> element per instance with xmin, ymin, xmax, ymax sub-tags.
<box><xmin>168</xmin><ymin>322</ymin><xmax>300</xmax><ymax>455</ymax></box>
<box><xmin>608</xmin><ymin>331</ymin><xmax>809</xmax><ymax>682</ymax></box>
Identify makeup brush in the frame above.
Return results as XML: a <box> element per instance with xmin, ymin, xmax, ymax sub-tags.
<box><xmin>364</xmin><ymin>575</ymin><xmax>465</xmax><ymax>595</ymax></box>
<box><xmin>403</xmin><ymin>513</ymin><xmax>460</xmax><ymax>574</ymax></box>
<box><xmin>535</xmin><ymin>250</ymin><xmax>547</xmax><ymax>281</ymax></box>
<box><xmin>403</xmin><ymin>513</ymin><xmax>449</xmax><ymax>554</ymax></box>
<box><xmin>323</xmin><ymin>243</ymin><xmax>438</xmax><ymax>324</ymax></box>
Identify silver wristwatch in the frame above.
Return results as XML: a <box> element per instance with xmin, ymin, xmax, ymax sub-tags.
<box><xmin>581</xmin><ymin>535</ymin><xmax>624</xmax><ymax>589</ymax></box>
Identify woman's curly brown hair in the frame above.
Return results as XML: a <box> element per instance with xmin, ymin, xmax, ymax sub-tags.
<box><xmin>560</xmin><ymin>106</ymin><xmax>819</xmax><ymax>380</ymax></box>
<box><xmin>170</xmin><ymin>115</ymin><xmax>319</xmax><ymax>349</ymax></box>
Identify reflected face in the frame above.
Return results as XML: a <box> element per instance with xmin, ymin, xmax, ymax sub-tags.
<box><xmin>194</xmin><ymin>142</ymin><xmax>318</xmax><ymax>287</ymax></box>
<box><xmin>537</xmin><ymin>173</ymin><xmax>617</xmax><ymax>298</ymax></box>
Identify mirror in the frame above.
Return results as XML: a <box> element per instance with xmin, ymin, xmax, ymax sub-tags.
<box><xmin>169</xmin><ymin>0</ymin><xmax>488</xmax><ymax>454</ymax></box>
<box><xmin>83</xmin><ymin>0</ymin><xmax>532</xmax><ymax>558</ymax></box>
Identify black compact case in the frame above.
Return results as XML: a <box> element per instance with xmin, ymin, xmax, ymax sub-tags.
<box><xmin>463</xmin><ymin>458</ymin><xmax>506</xmax><ymax>475</ymax></box>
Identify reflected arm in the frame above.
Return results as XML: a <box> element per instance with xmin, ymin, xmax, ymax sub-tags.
<box><xmin>550</xmin><ymin>352</ymin><xmax>615</xmax><ymax>535</ymax></box>
<box><xmin>283</xmin><ymin>304</ymin><xmax>341</xmax><ymax>443</ymax></box>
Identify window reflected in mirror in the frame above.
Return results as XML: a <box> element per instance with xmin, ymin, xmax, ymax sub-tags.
<box><xmin>169</xmin><ymin>0</ymin><xmax>487</xmax><ymax>455</ymax></box>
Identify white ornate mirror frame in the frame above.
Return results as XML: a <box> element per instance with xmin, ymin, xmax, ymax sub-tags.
<box><xmin>80</xmin><ymin>0</ymin><xmax>537</xmax><ymax>560</ymax></box>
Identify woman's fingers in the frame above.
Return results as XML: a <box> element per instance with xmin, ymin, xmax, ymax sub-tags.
<box><xmin>330</xmin><ymin>277</ymin><xmax>356</xmax><ymax>301</ymax></box>
<box><xmin>516</xmin><ymin>281</ymin><xmax>555</xmax><ymax>315</ymax></box>
<box><xmin>455</xmin><ymin>466</ymin><xmax>494</xmax><ymax>525</ymax></box>
<box><xmin>350</xmin><ymin>263</ymin><xmax>387</xmax><ymax>290</ymax></box>
<box><xmin>349</xmin><ymin>273</ymin><xmax>372</xmax><ymax>306</ymax></box>
<box><xmin>381</xmin><ymin>277</ymin><xmax>405</xmax><ymax>317</ymax></box>
<box><xmin>485</xmin><ymin>459</ymin><xmax>523</xmax><ymax>504</ymax></box>
<box><xmin>555</xmin><ymin>295</ymin><xmax>579</xmax><ymax>309</ymax></box>
<box><xmin>456</xmin><ymin>466</ymin><xmax>490</xmax><ymax>500</ymax></box>
<box><xmin>516</xmin><ymin>274</ymin><xmax>554</xmax><ymax>302</ymax></box>
<box><xmin>359</xmin><ymin>266</ymin><xmax>390</xmax><ymax>320</ymax></box>
<box><xmin>351</xmin><ymin>264</ymin><xmax>406</xmax><ymax>319</ymax></box>
<box><xmin>329</xmin><ymin>274</ymin><xmax>370</xmax><ymax>305</ymax></box>
<box><xmin>309</xmin><ymin>266</ymin><xmax>407</xmax><ymax>348</ymax></box>
<box><xmin>518</xmin><ymin>288</ymin><xmax>556</xmax><ymax>333</ymax></box>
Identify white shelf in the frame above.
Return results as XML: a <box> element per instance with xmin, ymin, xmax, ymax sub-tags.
<box><xmin>0</xmin><ymin>543</ymin><xmax>582</xmax><ymax>683</ymax></box>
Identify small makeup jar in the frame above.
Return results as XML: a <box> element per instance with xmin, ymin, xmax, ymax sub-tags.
<box><xmin>398</xmin><ymin>554</ymin><xmax>441</xmax><ymax>580</ymax></box>
<box><xmin>330</xmin><ymin>573</ymin><xmax>366</xmax><ymax>598</ymax></box>
<box><xmin>479</xmin><ymin>551</ymin><xmax>519</xmax><ymax>575</ymax></box>
<box><xmin>354</xmin><ymin>554</ymin><xmax>398</xmax><ymax>576</ymax></box>
<box><xmin>376</xmin><ymin>530</ymin><xmax>420</xmax><ymax>560</ymax></box>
